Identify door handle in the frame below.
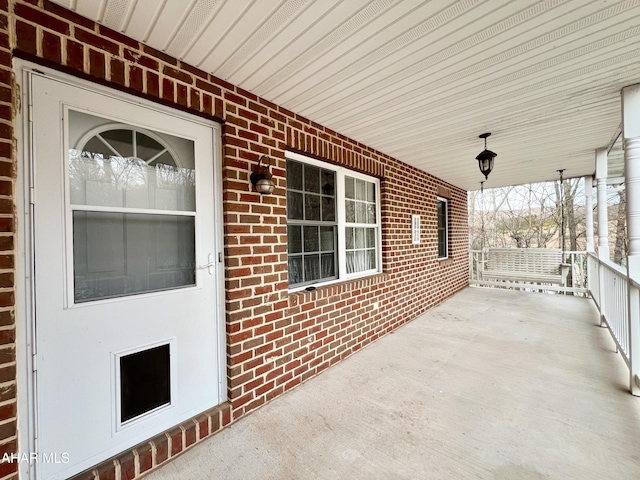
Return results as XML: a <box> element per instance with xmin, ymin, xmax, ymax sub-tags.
<box><xmin>198</xmin><ymin>253</ymin><xmax>215</xmax><ymax>275</ymax></box>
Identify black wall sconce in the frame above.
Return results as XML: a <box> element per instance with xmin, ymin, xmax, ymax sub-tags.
<box><xmin>476</xmin><ymin>132</ymin><xmax>497</xmax><ymax>180</ymax></box>
<box><xmin>250</xmin><ymin>155</ymin><xmax>275</xmax><ymax>194</ymax></box>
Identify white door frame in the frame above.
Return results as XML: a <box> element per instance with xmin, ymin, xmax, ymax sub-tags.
<box><xmin>13</xmin><ymin>60</ymin><xmax>227</xmax><ymax>479</ymax></box>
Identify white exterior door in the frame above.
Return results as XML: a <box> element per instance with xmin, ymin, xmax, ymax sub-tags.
<box><xmin>28</xmin><ymin>72</ymin><xmax>225</xmax><ymax>479</ymax></box>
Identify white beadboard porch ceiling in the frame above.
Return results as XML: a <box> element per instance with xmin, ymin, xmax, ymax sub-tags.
<box><xmin>52</xmin><ymin>0</ymin><xmax>640</xmax><ymax>191</ymax></box>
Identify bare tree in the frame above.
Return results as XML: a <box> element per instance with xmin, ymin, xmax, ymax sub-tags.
<box><xmin>614</xmin><ymin>189</ymin><xmax>627</xmax><ymax>264</ymax></box>
<box><xmin>469</xmin><ymin>179</ymin><xmax>585</xmax><ymax>251</ymax></box>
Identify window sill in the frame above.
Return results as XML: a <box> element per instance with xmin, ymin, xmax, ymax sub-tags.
<box><xmin>287</xmin><ymin>272</ymin><xmax>389</xmax><ymax>305</ymax></box>
<box><xmin>438</xmin><ymin>257</ymin><xmax>454</xmax><ymax>265</ymax></box>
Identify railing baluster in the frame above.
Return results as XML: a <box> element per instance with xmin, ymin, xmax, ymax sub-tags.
<box><xmin>628</xmin><ymin>278</ymin><xmax>640</xmax><ymax>395</ymax></box>
<box><xmin>586</xmin><ymin>252</ymin><xmax>631</xmax><ymax>369</ymax></box>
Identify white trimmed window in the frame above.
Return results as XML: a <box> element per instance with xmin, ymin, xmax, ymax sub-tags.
<box><xmin>437</xmin><ymin>196</ymin><xmax>449</xmax><ymax>259</ymax></box>
<box><xmin>286</xmin><ymin>152</ymin><xmax>381</xmax><ymax>289</ymax></box>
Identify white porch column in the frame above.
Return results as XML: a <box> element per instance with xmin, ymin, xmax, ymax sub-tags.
<box><xmin>596</xmin><ymin>148</ymin><xmax>609</xmax><ymax>330</ymax></box>
<box><xmin>596</xmin><ymin>148</ymin><xmax>609</xmax><ymax>260</ymax></box>
<box><xmin>624</xmin><ymin>84</ymin><xmax>640</xmax><ymax>274</ymax></box>
<box><xmin>622</xmin><ymin>84</ymin><xmax>640</xmax><ymax>396</ymax></box>
<box><xmin>585</xmin><ymin>175</ymin><xmax>595</xmax><ymax>252</ymax></box>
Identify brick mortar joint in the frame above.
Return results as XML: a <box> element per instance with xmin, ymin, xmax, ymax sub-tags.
<box><xmin>0</xmin><ymin>416</ymin><xmax>15</xmax><ymax>427</ymax></box>
<box><xmin>132</xmin><ymin>449</ymin><xmax>141</xmax><ymax>477</ymax></box>
<box><xmin>0</xmin><ymin>433</ymin><xmax>17</xmax><ymax>446</ymax></box>
<box><xmin>0</xmin><ymin>470</ymin><xmax>18</xmax><ymax>480</ymax></box>
<box><xmin>0</xmin><ymin>394</ymin><xmax>15</xmax><ymax>407</ymax></box>
<box><xmin>149</xmin><ymin>438</ymin><xmax>158</xmax><ymax>468</ymax></box>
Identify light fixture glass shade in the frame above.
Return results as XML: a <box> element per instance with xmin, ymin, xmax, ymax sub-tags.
<box><xmin>476</xmin><ymin>149</ymin><xmax>496</xmax><ymax>180</ymax></box>
<box><xmin>255</xmin><ymin>177</ymin><xmax>275</xmax><ymax>194</ymax></box>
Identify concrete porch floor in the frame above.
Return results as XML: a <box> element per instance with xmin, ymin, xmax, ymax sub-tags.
<box><xmin>145</xmin><ymin>287</ymin><xmax>640</xmax><ymax>480</ymax></box>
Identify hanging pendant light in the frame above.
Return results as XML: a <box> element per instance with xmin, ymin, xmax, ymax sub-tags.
<box><xmin>476</xmin><ymin>132</ymin><xmax>497</xmax><ymax>180</ymax></box>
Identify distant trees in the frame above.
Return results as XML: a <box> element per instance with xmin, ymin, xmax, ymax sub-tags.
<box><xmin>613</xmin><ymin>188</ymin><xmax>627</xmax><ymax>265</ymax></box>
<box><xmin>469</xmin><ymin>178</ymin><xmax>586</xmax><ymax>252</ymax></box>
<box><xmin>560</xmin><ymin>178</ymin><xmax>584</xmax><ymax>252</ymax></box>
<box><xmin>469</xmin><ymin>178</ymin><xmax>628</xmax><ymax>266</ymax></box>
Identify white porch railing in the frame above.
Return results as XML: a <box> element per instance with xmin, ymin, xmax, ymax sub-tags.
<box><xmin>588</xmin><ymin>254</ymin><xmax>630</xmax><ymax>365</ymax></box>
<box><xmin>587</xmin><ymin>254</ymin><xmax>600</xmax><ymax>310</ymax></box>
<box><xmin>561</xmin><ymin>252</ymin><xmax>639</xmax><ymax>392</ymax></box>
<box><xmin>469</xmin><ymin>249</ymin><xmax>588</xmax><ymax>295</ymax></box>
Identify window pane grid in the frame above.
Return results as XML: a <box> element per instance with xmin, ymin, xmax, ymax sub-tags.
<box><xmin>345</xmin><ymin>176</ymin><xmax>376</xmax><ymax>225</ymax></box>
<box><xmin>287</xmin><ymin>159</ymin><xmax>337</xmax><ymax>286</ymax></box>
<box><xmin>287</xmin><ymin>156</ymin><xmax>380</xmax><ymax>288</ymax></box>
<box><xmin>287</xmin><ymin>224</ymin><xmax>337</xmax><ymax>286</ymax></box>
<box><xmin>437</xmin><ymin>198</ymin><xmax>448</xmax><ymax>258</ymax></box>
<box><xmin>345</xmin><ymin>175</ymin><xmax>378</xmax><ymax>275</ymax></box>
<box><xmin>345</xmin><ymin>226</ymin><xmax>377</xmax><ymax>274</ymax></box>
<box><xmin>287</xmin><ymin>160</ymin><xmax>336</xmax><ymax>222</ymax></box>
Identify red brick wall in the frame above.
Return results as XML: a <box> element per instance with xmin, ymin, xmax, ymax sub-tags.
<box><xmin>1</xmin><ymin>1</ymin><xmax>469</xmax><ymax>479</ymax></box>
